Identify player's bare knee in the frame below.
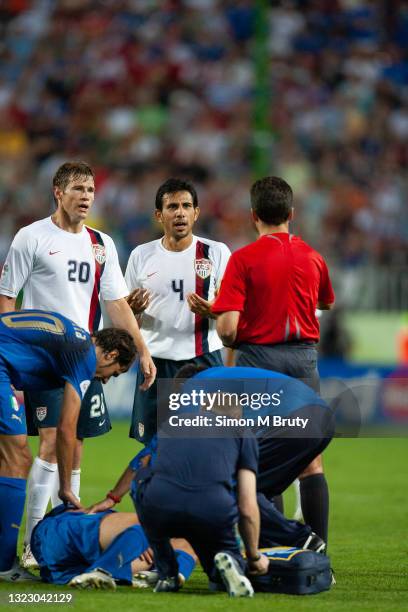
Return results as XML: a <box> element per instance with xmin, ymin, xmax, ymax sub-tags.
<box><xmin>299</xmin><ymin>455</ymin><xmax>323</xmax><ymax>478</ymax></box>
<box><xmin>38</xmin><ymin>427</ymin><xmax>57</xmax><ymax>463</ymax></box>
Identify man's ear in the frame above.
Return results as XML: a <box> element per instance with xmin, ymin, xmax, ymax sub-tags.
<box><xmin>193</xmin><ymin>206</ymin><xmax>200</xmax><ymax>222</ymax></box>
<box><xmin>105</xmin><ymin>349</ymin><xmax>119</xmax><ymax>362</ymax></box>
<box><xmin>288</xmin><ymin>207</ymin><xmax>294</xmax><ymax>221</ymax></box>
<box><xmin>251</xmin><ymin>208</ymin><xmax>259</xmax><ymax>223</ymax></box>
<box><xmin>155</xmin><ymin>209</ymin><xmax>163</xmax><ymax>224</ymax></box>
<box><xmin>54</xmin><ymin>186</ymin><xmax>63</xmax><ymax>204</ymax></box>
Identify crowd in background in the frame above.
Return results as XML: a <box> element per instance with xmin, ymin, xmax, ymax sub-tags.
<box><xmin>1</xmin><ymin>0</ymin><xmax>408</xmax><ymax>299</ymax></box>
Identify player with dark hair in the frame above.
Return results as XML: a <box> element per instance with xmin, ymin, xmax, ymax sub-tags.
<box><xmin>125</xmin><ymin>177</ymin><xmax>230</xmax><ymax>445</ymax></box>
<box><xmin>0</xmin><ymin>310</ymin><xmax>137</xmax><ymax>581</ymax></box>
<box><xmin>0</xmin><ymin>160</ymin><xmax>156</xmax><ymax>568</ymax></box>
<box><xmin>213</xmin><ymin>176</ymin><xmax>335</xmax><ymax>543</ymax></box>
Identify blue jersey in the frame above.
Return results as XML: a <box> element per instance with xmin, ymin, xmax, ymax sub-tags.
<box><xmin>0</xmin><ymin>310</ymin><xmax>96</xmax><ymax>399</ymax></box>
<box><xmin>186</xmin><ymin>366</ymin><xmax>328</xmax><ymax>436</ymax></box>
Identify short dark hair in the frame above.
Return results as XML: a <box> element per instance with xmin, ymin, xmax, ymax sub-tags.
<box><xmin>250</xmin><ymin>176</ymin><xmax>293</xmax><ymax>225</ymax></box>
<box><xmin>174</xmin><ymin>363</ymin><xmax>208</xmax><ymax>380</ymax></box>
<box><xmin>93</xmin><ymin>328</ymin><xmax>137</xmax><ymax>368</ymax></box>
<box><xmin>53</xmin><ymin>162</ymin><xmax>94</xmax><ymax>192</ymax></box>
<box><xmin>155</xmin><ymin>178</ymin><xmax>198</xmax><ymax>210</ymax></box>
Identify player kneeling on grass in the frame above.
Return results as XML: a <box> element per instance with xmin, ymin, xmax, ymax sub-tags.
<box><xmin>0</xmin><ymin>310</ymin><xmax>136</xmax><ymax>582</ymax></box>
<box><xmin>30</xmin><ymin>505</ymin><xmax>196</xmax><ymax>590</ymax></box>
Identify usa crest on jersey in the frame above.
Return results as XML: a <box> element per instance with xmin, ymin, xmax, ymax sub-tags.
<box><xmin>194</xmin><ymin>258</ymin><xmax>212</xmax><ymax>280</ymax></box>
<box><xmin>92</xmin><ymin>244</ymin><xmax>106</xmax><ymax>265</ymax></box>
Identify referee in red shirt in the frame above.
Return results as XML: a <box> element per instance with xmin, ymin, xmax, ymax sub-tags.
<box><xmin>212</xmin><ymin>176</ymin><xmax>335</xmax><ymax>543</ymax></box>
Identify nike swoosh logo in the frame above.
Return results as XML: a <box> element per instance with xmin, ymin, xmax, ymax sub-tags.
<box><xmin>98</xmin><ymin>420</ymin><xmax>106</xmax><ymax>427</ymax></box>
<box><xmin>147</xmin><ymin>271</ymin><xmax>158</xmax><ymax>278</ymax></box>
<box><xmin>49</xmin><ymin>251</ymin><xmax>61</xmax><ymax>255</ymax></box>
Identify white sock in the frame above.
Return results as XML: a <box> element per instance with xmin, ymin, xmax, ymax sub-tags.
<box><xmin>51</xmin><ymin>468</ymin><xmax>81</xmax><ymax>508</ymax></box>
<box><xmin>293</xmin><ymin>478</ymin><xmax>304</xmax><ymax>521</ymax></box>
<box><xmin>24</xmin><ymin>457</ymin><xmax>57</xmax><ymax>545</ymax></box>
<box><xmin>70</xmin><ymin>468</ymin><xmax>81</xmax><ymax>502</ymax></box>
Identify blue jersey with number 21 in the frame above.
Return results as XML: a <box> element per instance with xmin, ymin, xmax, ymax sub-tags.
<box><xmin>0</xmin><ymin>310</ymin><xmax>96</xmax><ymax>399</ymax></box>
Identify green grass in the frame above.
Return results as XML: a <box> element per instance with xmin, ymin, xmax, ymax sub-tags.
<box><xmin>1</xmin><ymin>424</ymin><xmax>407</xmax><ymax>611</ymax></box>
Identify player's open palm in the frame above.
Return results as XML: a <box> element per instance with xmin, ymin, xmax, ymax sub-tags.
<box><xmin>187</xmin><ymin>293</ymin><xmax>215</xmax><ymax>318</ymax></box>
<box><xmin>127</xmin><ymin>288</ymin><xmax>151</xmax><ymax>314</ymax></box>
<box><xmin>86</xmin><ymin>497</ymin><xmax>116</xmax><ymax>514</ymax></box>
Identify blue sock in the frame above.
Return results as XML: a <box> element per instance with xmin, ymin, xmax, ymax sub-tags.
<box><xmin>175</xmin><ymin>550</ymin><xmax>196</xmax><ymax>581</ymax></box>
<box><xmin>0</xmin><ymin>477</ymin><xmax>26</xmax><ymax>571</ymax></box>
<box><xmin>88</xmin><ymin>524</ymin><xmax>148</xmax><ymax>584</ymax></box>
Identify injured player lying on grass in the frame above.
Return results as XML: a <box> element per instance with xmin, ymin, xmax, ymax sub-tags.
<box><xmin>30</xmin><ymin>504</ymin><xmax>196</xmax><ymax>590</ymax></box>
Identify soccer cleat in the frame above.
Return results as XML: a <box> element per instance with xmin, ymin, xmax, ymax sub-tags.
<box><xmin>69</xmin><ymin>568</ymin><xmax>116</xmax><ymax>590</ymax></box>
<box><xmin>22</xmin><ymin>544</ymin><xmax>39</xmax><ymax>570</ymax></box>
<box><xmin>0</xmin><ymin>558</ymin><xmax>39</xmax><ymax>582</ymax></box>
<box><xmin>153</xmin><ymin>576</ymin><xmax>180</xmax><ymax>593</ymax></box>
<box><xmin>214</xmin><ymin>552</ymin><xmax>254</xmax><ymax>598</ymax></box>
<box><xmin>302</xmin><ymin>532</ymin><xmax>326</xmax><ymax>554</ymax></box>
<box><xmin>132</xmin><ymin>569</ymin><xmax>159</xmax><ymax>589</ymax></box>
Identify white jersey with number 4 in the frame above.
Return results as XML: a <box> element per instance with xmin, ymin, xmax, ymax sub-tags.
<box><xmin>125</xmin><ymin>236</ymin><xmax>231</xmax><ymax>360</ymax></box>
<box><xmin>0</xmin><ymin>217</ymin><xmax>129</xmax><ymax>332</ymax></box>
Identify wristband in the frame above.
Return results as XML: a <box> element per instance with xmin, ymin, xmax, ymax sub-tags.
<box><xmin>107</xmin><ymin>491</ymin><xmax>121</xmax><ymax>504</ymax></box>
<box><xmin>247</xmin><ymin>553</ymin><xmax>261</xmax><ymax>563</ymax></box>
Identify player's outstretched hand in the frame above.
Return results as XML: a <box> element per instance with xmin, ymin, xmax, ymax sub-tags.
<box><xmin>59</xmin><ymin>489</ymin><xmax>84</xmax><ymax>511</ymax></box>
<box><xmin>127</xmin><ymin>288</ymin><xmax>151</xmax><ymax>314</ymax></box>
<box><xmin>139</xmin><ymin>352</ymin><xmax>157</xmax><ymax>390</ymax></box>
<box><xmin>186</xmin><ymin>293</ymin><xmax>216</xmax><ymax>319</ymax></box>
<box><xmin>247</xmin><ymin>553</ymin><xmax>270</xmax><ymax>576</ymax></box>
<box><xmin>86</xmin><ymin>497</ymin><xmax>116</xmax><ymax>514</ymax></box>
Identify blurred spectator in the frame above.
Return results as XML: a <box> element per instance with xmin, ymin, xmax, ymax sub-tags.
<box><xmin>319</xmin><ymin>309</ymin><xmax>353</xmax><ymax>360</ymax></box>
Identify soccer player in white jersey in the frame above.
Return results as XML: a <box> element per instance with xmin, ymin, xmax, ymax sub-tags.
<box><xmin>125</xmin><ymin>178</ymin><xmax>231</xmax><ymax>444</ymax></box>
<box><xmin>0</xmin><ymin>161</ymin><xmax>156</xmax><ymax>568</ymax></box>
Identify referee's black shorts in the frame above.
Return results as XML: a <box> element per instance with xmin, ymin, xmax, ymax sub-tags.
<box><xmin>236</xmin><ymin>342</ymin><xmax>320</xmax><ymax>391</ymax></box>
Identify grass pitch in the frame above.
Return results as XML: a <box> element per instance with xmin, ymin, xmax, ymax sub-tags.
<box><xmin>0</xmin><ymin>423</ymin><xmax>407</xmax><ymax>611</ymax></box>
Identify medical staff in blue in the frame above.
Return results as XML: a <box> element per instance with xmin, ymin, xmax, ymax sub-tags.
<box><xmin>182</xmin><ymin>366</ymin><xmax>335</xmax><ymax>499</ymax></box>
<box><xmin>132</xmin><ymin>422</ymin><xmax>270</xmax><ymax>597</ymax></box>
<box><xmin>0</xmin><ymin>309</ymin><xmax>136</xmax><ymax>582</ymax></box>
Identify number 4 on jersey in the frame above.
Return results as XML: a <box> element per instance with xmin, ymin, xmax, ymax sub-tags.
<box><xmin>172</xmin><ymin>279</ymin><xmax>184</xmax><ymax>301</ymax></box>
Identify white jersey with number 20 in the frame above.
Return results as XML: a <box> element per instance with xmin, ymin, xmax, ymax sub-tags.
<box><xmin>0</xmin><ymin>217</ymin><xmax>128</xmax><ymax>332</ymax></box>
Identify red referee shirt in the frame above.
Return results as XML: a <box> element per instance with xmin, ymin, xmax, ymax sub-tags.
<box><xmin>212</xmin><ymin>233</ymin><xmax>335</xmax><ymax>345</ymax></box>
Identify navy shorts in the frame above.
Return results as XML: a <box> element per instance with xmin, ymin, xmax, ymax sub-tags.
<box><xmin>133</xmin><ymin>475</ymin><xmax>243</xmax><ymax>582</ymax></box>
<box><xmin>25</xmin><ymin>379</ymin><xmax>111</xmax><ymax>439</ymax></box>
<box><xmin>130</xmin><ymin>350</ymin><xmax>223</xmax><ymax>444</ymax></box>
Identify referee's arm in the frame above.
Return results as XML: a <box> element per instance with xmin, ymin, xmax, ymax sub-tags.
<box><xmin>216</xmin><ymin>311</ymin><xmax>240</xmax><ymax>347</ymax></box>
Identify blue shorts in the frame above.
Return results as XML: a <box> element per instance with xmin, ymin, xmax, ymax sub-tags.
<box><xmin>24</xmin><ymin>379</ymin><xmax>111</xmax><ymax>439</ymax></box>
<box><xmin>31</xmin><ymin>507</ymin><xmax>113</xmax><ymax>584</ymax></box>
<box><xmin>0</xmin><ymin>359</ymin><xmax>26</xmax><ymax>436</ymax></box>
